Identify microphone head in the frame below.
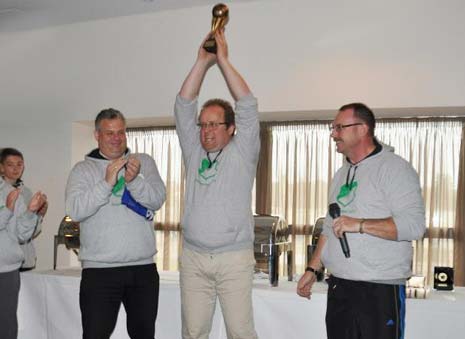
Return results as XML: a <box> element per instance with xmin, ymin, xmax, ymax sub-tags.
<box><xmin>329</xmin><ymin>203</ymin><xmax>341</xmax><ymax>219</ymax></box>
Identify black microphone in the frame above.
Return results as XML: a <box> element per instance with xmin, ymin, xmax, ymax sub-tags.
<box><xmin>329</xmin><ymin>203</ymin><xmax>350</xmax><ymax>258</ymax></box>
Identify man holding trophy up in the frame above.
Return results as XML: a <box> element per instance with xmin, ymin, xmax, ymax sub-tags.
<box><xmin>174</xmin><ymin>4</ymin><xmax>259</xmax><ymax>339</ymax></box>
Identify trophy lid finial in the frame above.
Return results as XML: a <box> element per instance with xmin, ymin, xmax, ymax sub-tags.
<box><xmin>212</xmin><ymin>3</ymin><xmax>229</xmax><ymax>18</ymax></box>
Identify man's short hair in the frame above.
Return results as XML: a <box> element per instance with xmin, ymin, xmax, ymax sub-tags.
<box><xmin>201</xmin><ymin>99</ymin><xmax>235</xmax><ymax>127</ymax></box>
<box><xmin>339</xmin><ymin>102</ymin><xmax>375</xmax><ymax>137</ymax></box>
<box><xmin>0</xmin><ymin>147</ymin><xmax>23</xmax><ymax>164</ymax></box>
<box><xmin>95</xmin><ymin>108</ymin><xmax>126</xmax><ymax>131</ymax></box>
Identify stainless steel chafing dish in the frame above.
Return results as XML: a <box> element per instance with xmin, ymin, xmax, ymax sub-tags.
<box><xmin>254</xmin><ymin>215</ymin><xmax>292</xmax><ymax>286</ymax></box>
<box><xmin>53</xmin><ymin>216</ymin><xmax>80</xmax><ymax>270</ymax></box>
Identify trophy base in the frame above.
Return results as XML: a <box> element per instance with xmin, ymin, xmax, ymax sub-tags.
<box><xmin>203</xmin><ymin>38</ymin><xmax>217</xmax><ymax>54</ymax></box>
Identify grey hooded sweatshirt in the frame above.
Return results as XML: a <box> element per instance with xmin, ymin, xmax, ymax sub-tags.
<box><xmin>174</xmin><ymin>93</ymin><xmax>260</xmax><ymax>253</ymax></box>
<box><xmin>65</xmin><ymin>150</ymin><xmax>166</xmax><ymax>268</ymax></box>
<box><xmin>321</xmin><ymin>143</ymin><xmax>426</xmax><ymax>283</ymax></box>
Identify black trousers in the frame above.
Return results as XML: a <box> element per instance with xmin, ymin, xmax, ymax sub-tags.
<box><xmin>80</xmin><ymin>263</ymin><xmax>159</xmax><ymax>339</ymax></box>
<box><xmin>0</xmin><ymin>269</ymin><xmax>20</xmax><ymax>339</ymax></box>
<box><xmin>326</xmin><ymin>275</ymin><xmax>405</xmax><ymax>339</ymax></box>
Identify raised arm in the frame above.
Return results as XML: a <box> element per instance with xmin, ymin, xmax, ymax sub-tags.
<box><xmin>215</xmin><ymin>30</ymin><xmax>251</xmax><ymax>101</ymax></box>
<box><xmin>179</xmin><ymin>30</ymin><xmax>251</xmax><ymax>101</ymax></box>
<box><xmin>179</xmin><ymin>35</ymin><xmax>217</xmax><ymax>100</ymax></box>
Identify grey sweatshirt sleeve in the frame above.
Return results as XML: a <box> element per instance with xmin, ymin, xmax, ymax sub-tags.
<box><xmin>233</xmin><ymin>93</ymin><xmax>260</xmax><ymax>166</ymax></box>
<box><xmin>0</xmin><ymin>181</ymin><xmax>13</xmax><ymax>228</ymax></box>
<box><xmin>13</xmin><ymin>195</ymin><xmax>39</xmax><ymax>242</ymax></box>
<box><xmin>15</xmin><ymin>211</ymin><xmax>39</xmax><ymax>242</ymax></box>
<box><xmin>65</xmin><ymin>163</ymin><xmax>113</xmax><ymax>222</ymax></box>
<box><xmin>0</xmin><ymin>207</ymin><xmax>13</xmax><ymax>230</ymax></box>
<box><xmin>126</xmin><ymin>155</ymin><xmax>166</xmax><ymax>211</ymax></box>
<box><xmin>382</xmin><ymin>159</ymin><xmax>426</xmax><ymax>241</ymax></box>
<box><xmin>21</xmin><ymin>186</ymin><xmax>42</xmax><ymax>238</ymax></box>
<box><xmin>174</xmin><ymin>94</ymin><xmax>200</xmax><ymax>166</ymax></box>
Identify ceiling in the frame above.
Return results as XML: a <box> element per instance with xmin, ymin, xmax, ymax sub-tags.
<box><xmin>0</xmin><ymin>0</ymin><xmax>252</xmax><ymax>32</ymax></box>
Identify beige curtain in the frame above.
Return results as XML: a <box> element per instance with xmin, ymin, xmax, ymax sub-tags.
<box><xmin>256</xmin><ymin>123</ymin><xmax>272</xmax><ymax>215</ymax></box>
<box><xmin>454</xmin><ymin>125</ymin><xmax>465</xmax><ymax>286</ymax></box>
<box><xmin>263</xmin><ymin>121</ymin><xmax>342</xmax><ymax>275</ymax></box>
<box><xmin>127</xmin><ymin>127</ymin><xmax>184</xmax><ymax>271</ymax></box>
<box><xmin>376</xmin><ymin>119</ymin><xmax>462</xmax><ymax>283</ymax></box>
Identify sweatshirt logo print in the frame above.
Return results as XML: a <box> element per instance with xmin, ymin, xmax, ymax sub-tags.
<box><xmin>336</xmin><ymin>181</ymin><xmax>358</xmax><ymax>207</ymax></box>
<box><xmin>196</xmin><ymin>157</ymin><xmax>218</xmax><ymax>185</ymax></box>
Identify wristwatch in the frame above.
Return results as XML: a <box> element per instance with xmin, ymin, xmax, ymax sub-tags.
<box><xmin>359</xmin><ymin>218</ymin><xmax>366</xmax><ymax>234</ymax></box>
<box><xmin>305</xmin><ymin>266</ymin><xmax>317</xmax><ymax>274</ymax></box>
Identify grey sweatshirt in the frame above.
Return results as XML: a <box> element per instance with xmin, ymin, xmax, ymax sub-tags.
<box><xmin>0</xmin><ymin>178</ymin><xmax>39</xmax><ymax>273</ymax></box>
<box><xmin>65</xmin><ymin>151</ymin><xmax>166</xmax><ymax>268</ymax></box>
<box><xmin>321</xmin><ymin>144</ymin><xmax>426</xmax><ymax>282</ymax></box>
<box><xmin>174</xmin><ymin>93</ymin><xmax>260</xmax><ymax>253</ymax></box>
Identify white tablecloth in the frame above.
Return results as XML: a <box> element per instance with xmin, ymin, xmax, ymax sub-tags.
<box><xmin>18</xmin><ymin>269</ymin><xmax>465</xmax><ymax>339</ymax></box>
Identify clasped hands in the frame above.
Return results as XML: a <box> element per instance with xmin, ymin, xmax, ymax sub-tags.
<box><xmin>105</xmin><ymin>156</ymin><xmax>141</xmax><ymax>186</ymax></box>
<box><xmin>6</xmin><ymin>189</ymin><xmax>48</xmax><ymax>215</ymax></box>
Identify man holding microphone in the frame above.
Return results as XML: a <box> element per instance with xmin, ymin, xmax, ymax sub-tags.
<box><xmin>297</xmin><ymin>103</ymin><xmax>425</xmax><ymax>339</ymax></box>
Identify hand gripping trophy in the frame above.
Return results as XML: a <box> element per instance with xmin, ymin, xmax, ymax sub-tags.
<box><xmin>203</xmin><ymin>3</ymin><xmax>229</xmax><ymax>54</ymax></box>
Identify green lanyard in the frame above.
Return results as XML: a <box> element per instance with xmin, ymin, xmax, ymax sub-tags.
<box><xmin>112</xmin><ymin>176</ymin><xmax>126</xmax><ymax>197</ymax></box>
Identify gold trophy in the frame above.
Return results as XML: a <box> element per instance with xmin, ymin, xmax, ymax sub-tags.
<box><xmin>203</xmin><ymin>3</ymin><xmax>229</xmax><ymax>54</ymax></box>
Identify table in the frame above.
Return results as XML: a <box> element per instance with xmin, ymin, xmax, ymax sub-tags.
<box><xmin>18</xmin><ymin>269</ymin><xmax>465</xmax><ymax>338</ymax></box>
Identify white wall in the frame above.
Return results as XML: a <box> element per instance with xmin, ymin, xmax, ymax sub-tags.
<box><xmin>1</xmin><ymin>0</ymin><xmax>464</xmax><ymax>269</ymax></box>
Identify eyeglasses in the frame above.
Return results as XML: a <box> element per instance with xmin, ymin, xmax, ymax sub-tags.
<box><xmin>197</xmin><ymin>122</ymin><xmax>228</xmax><ymax>130</ymax></box>
<box><xmin>328</xmin><ymin>123</ymin><xmax>363</xmax><ymax>133</ymax></box>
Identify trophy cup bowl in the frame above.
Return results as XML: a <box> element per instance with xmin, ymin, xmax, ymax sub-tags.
<box><xmin>203</xmin><ymin>3</ymin><xmax>229</xmax><ymax>54</ymax></box>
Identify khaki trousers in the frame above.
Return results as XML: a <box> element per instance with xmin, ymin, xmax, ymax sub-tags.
<box><xmin>180</xmin><ymin>246</ymin><xmax>258</xmax><ymax>339</ymax></box>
